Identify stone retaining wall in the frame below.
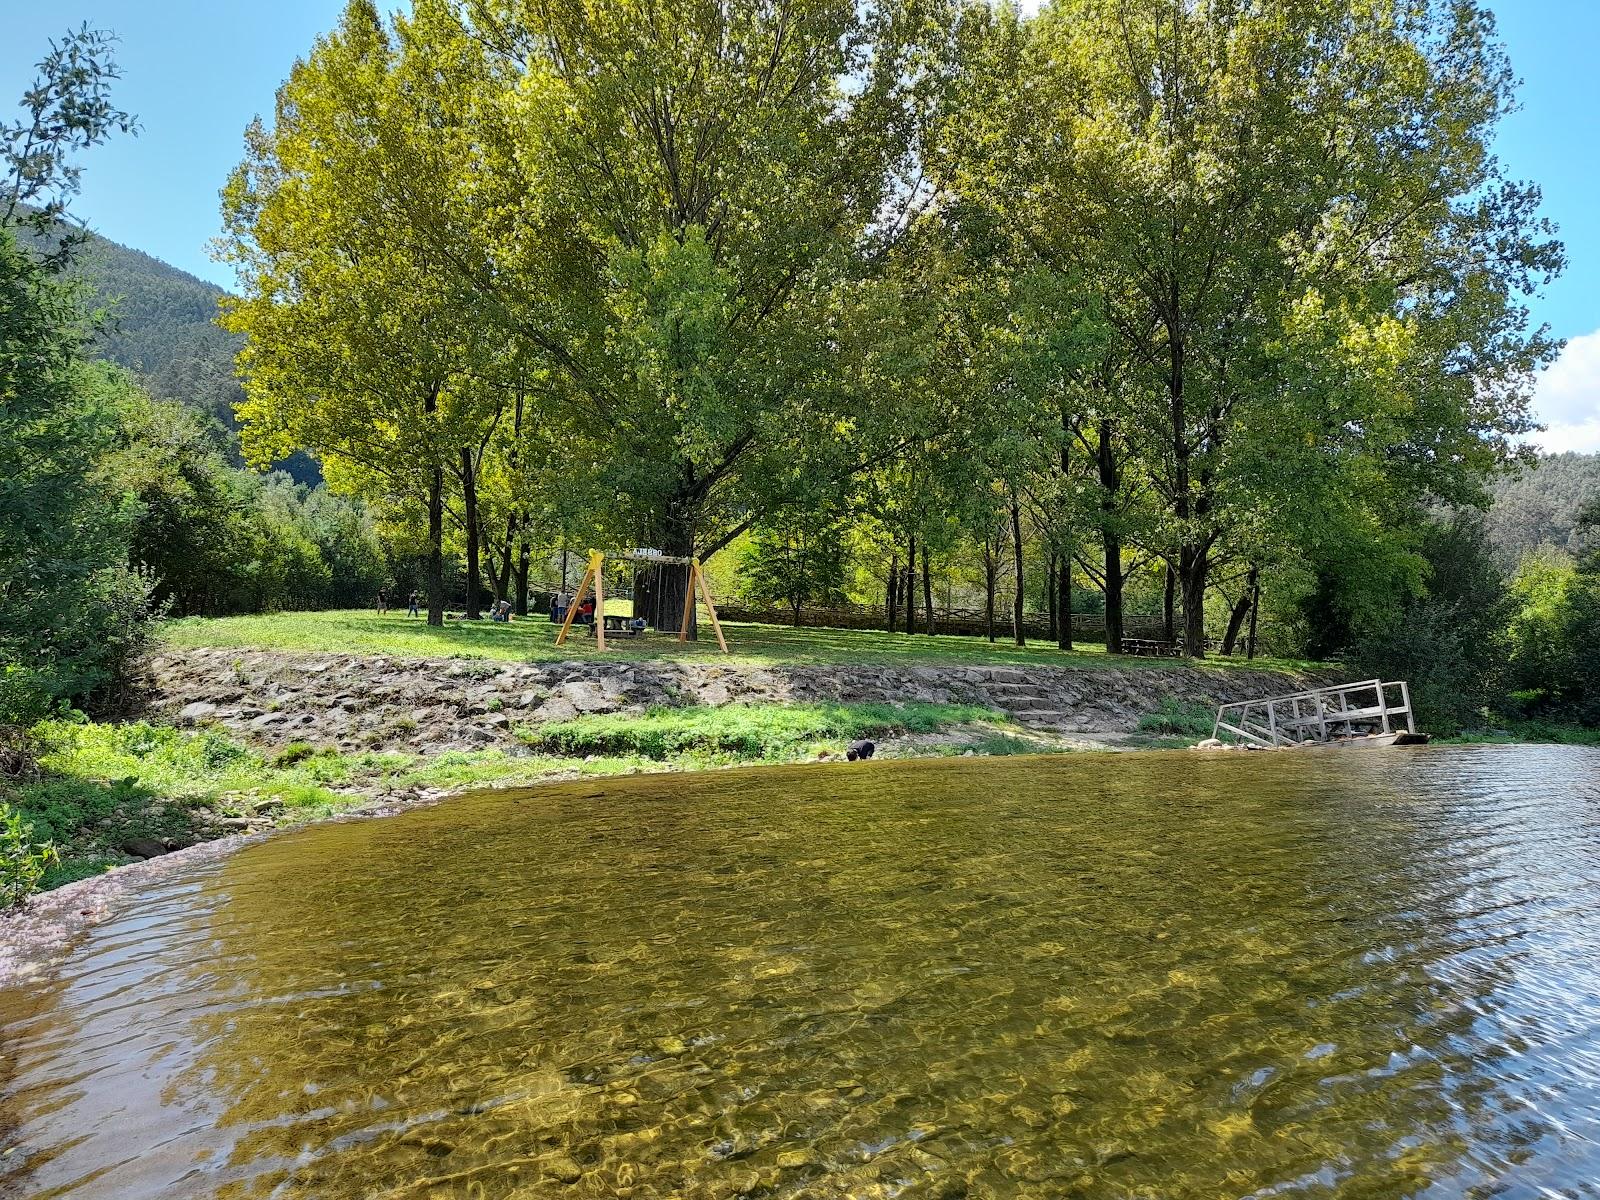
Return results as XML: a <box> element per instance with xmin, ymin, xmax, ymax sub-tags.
<box><xmin>144</xmin><ymin>648</ymin><xmax>1319</xmax><ymax>755</ymax></box>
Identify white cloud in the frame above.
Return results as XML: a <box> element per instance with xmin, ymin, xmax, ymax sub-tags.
<box><xmin>1529</xmin><ymin>328</ymin><xmax>1600</xmax><ymax>455</ymax></box>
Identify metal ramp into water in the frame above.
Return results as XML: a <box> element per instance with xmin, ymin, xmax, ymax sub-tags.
<box><xmin>1213</xmin><ymin>679</ymin><xmax>1422</xmax><ymax>749</ymax></box>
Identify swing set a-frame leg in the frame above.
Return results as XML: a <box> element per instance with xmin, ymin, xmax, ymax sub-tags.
<box><xmin>677</xmin><ymin>567</ymin><xmax>696</xmax><ymax>643</ymax></box>
<box><xmin>694</xmin><ymin>559</ymin><xmax>728</xmax><ymax>653</ymax></box>
<box><xmin>555</xmin><ymin>556</ymin><xmax>598</xmax><ymax>647</ymax></box>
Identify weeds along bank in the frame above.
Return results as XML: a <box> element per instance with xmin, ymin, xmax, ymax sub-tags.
<box><xmin>7</xmin><ymin>701</ymin><xmax>1023</xmax><ymax>898</ymax></box>
<box><xmin>0</xmin><ymin>644</ymin><xmax>1316</xmax><ymax>900</ymax></box>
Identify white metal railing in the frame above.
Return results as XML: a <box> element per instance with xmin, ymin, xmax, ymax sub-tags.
<box><xmin>1213</xmin><ymin>679</ymin><xmax>1415</xmax><ymax>748</ymax></box>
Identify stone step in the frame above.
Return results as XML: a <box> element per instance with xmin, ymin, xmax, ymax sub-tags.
<box><xmin>1015</xmin><ymin>710</ymin><xmax>1069</xmax><ymax>725</ymax></box>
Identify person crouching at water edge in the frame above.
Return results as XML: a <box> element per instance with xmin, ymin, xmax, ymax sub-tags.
<box><xmin>846</xmin><ymin>739</ymin><xmax>875</xmax><ymax>762</ymax></box>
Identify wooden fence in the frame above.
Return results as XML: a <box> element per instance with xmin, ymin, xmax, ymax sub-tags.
<box><xmin>715</xmin><ymin>602</ymin><xmax>1171</xmax><ymax>642</ymax></box>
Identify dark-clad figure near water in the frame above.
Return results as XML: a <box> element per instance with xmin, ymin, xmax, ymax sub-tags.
<box><xmin>846</xmin><ymin>739</ymin><xmax>875</xmax><ymax>762</ymax></box>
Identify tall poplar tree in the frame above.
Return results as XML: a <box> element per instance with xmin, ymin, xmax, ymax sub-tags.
<box><xmin>960</xmin><ymin>0</ymin><xmax>1559</xmax><ymax>655</ymax></box>
<box><xmin>220</xmin><ymin>1</ymin><xmax>501</xmax><ymax>624</ymax></box>
<box><xmin>437</xmin><ymin>0</ymin><xmax>947</xmax><ymax>625</ymax></box>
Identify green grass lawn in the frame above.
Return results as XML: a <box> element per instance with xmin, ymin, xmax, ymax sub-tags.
<box><xmin>161</xmin><ymin>609</ymin><xmax>1322</xmax><ymax>673</ymax></box>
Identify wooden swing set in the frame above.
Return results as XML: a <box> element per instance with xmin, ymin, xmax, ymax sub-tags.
<box><xmin>555</xmin><ymin>549</ymin><xmax>728</xmax><ymax>653</ymax></box>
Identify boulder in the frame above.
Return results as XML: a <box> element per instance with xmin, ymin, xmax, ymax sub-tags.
<box><xmin>121</xmin><ymin>837</ymin><xmax>168</xmax><ymax>859</ymax></box>
<box><xmin>697</xmin><ymin>681</ymin><xmax>732</xmax><ymax>707</ymax></box>
<box><xmin>534</xmin><ymin>697</ymin><xmax>579</xmax><ymax>724</ymax></box>
<box><xmin>562</xmin><ymin>681</ymin><xmax>613</xmax><ymax>713</ymax></box>
<box><xmin>177</xmin><ymin>701</ymin><xmax>217</xmax><ymax>725</ymax></box>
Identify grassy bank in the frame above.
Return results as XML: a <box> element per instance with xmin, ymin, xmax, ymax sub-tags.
<box><xmin>3</xmin><ymin>701</ymin><xmax>1025</xmax><ymax>895</ymax></box>
<box><xmin>1440</xmin><ymin>720</ymin><xmax>1600</xmax><ymax>748</ymax></box>
<box><xmin>162</xmin><ymin>609</ymin><xmax>1321</xmax><ymax>673</ymax></box>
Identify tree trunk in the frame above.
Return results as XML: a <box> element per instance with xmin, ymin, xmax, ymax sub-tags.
<box><xmin>479</xmin><ymin>527</ymin><xmax>505</xmax><ymax>605</ymax></box>
<box><xmin>514</xmin><ymin>538</ymin><xmax>530</xmax><ymax>616</ymax></box>
<box><xmin>495</xmin><ymin>518</ymin><xmax>514</xmax><ymax>602</ymax></box>
<box><xmin>1180</xmin><ymin>544</ymin><xmax>1208</xmax><ymax>658</ymax></box>
<box><xmin>886</xmin><ymin>553</ymin><xmax>899</xmax><ymax>632</ymax></box>
<box><xmin>460</xmin><ymin>446</ymin><xmax>482</xmax><ymax>619</ymax></box>
<box><xmin>1164</xmin><ymin>298</ymin><xmax>1199</xmax><ymax>655</ymax></box>
<box><xmin>1221</xmin><ymin>565</ymin><xmax>1257</xmax><ymax>656</ymax></box>
<box><xmin>426</xmin><ymin>463</ymin><xmax>445</xmax><ymax>627</ymax></box>
<box><xmin>646</xmin><ymin>510</ymin><xmax>697</xmax><ymax>637</ymax></box>
<box><xmin>921</xmin><ymin>544</ymin><xmax>935</xmax><ymax>635</ymax></box>
<box><xmin>1046</xmin><ymin>552</ymin><xmax>1058</xmax><ymax>643</ymax></box>
<box><xmin>508</xmin><ymin>380</ymin><xmax>526</xmax><ymax>615</ymax></box>
<box><xmin>1246</xmin><ymin>572</ymin><xmax>1261</xmax><ymax>660</ymax></box>
<box><xmin>904</xmin><ymin>535</ymin><xmax>918</xmax><ymax>635</ymax></box>
<box><xmin>1162</xmin><ymin>562</ymin><xmax>1176</xmax><ymax>643</ymax></box>
<box><xmin>1097</xmin><ymin>420</ymin><xmax>1123</xmax><ymax>654</ymax></box>
<box><xmin>1057</xmin><ymin>555</ymin><xmax>1073</xmax><ymax>651</ymax></box>
<box><xmin>1010</xmin><ymin>494</ymin><xmax>1025</xmax><ymax>647</ymax></box>
<box><xmin>983</xmin><ymin>538</ymin><xmax>996</xmax><ymax>643</ymax></box>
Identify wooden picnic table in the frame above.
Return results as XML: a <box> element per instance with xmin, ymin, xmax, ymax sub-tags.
<box><xmin>1119</xmin><ymin>637</ymin><xmax>1182</xmax><ymax>657</ymax></box>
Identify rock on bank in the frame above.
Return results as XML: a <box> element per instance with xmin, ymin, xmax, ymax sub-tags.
<box><xmin>144</xmin><ymin>648</ymin><xmax>1318</xmax><ymax>754</ymax></box>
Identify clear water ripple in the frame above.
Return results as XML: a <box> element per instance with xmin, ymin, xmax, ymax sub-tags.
<box><xmin>1</xmin><ymin>745</ymin><xmax>1599</xmax><ymax>1198</ymax></box>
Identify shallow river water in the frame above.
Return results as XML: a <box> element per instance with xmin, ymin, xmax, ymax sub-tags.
<box><xmin>3</xmin><ymin>746</ymin><xmax>1600</xmax><ymax>1199</ymax></box>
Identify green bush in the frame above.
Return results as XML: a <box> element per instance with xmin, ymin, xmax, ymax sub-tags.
<box><xmin>1</xmin><ymin>800</ymin><xmax>59</xmax><ymax>908</ymax></box>
<box><xmin>1</xmin><ymin>227</ymin><xmax>162</xmax><ymax>726</ymax></box>
<box><xmin>1344</xmin><ymin>511</ymin><xmax>1512</xmax><ymax>733</ymax></box>
<box><xmin>1136</xmin><ymin>699</ymin><xmax>1215</xmax><ymax>738</ymax></box>
<box><xmin>272</xmin><ymin>742</ymin><xmax>321</xmax><ymax>767</ymax></box>
<box><xmin>1506</xmin><ymin>546</ymin><xmax>1600</xmax><ymax>726</ymax></box>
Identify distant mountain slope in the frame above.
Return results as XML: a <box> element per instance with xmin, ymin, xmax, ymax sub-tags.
<box><xmin>72</xmin><ymin>232</ymin><xmax>246</xmax><ymax>435</ymax></box>
<box><xmin>38</xmin><ymin>222</ymin><xmax>320</xmax><ymax>483</ymax></box>
<box><xmin>1487</xmin><ymin>452</ymin><xmax>1600</xmax><ymax>568</ymax></box>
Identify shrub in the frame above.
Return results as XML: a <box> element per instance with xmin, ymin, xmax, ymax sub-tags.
<box><xmin>1136</xmin><ymin>699</ymin><xmax>1215</xmax><ymax>738</ymax></box>
<box><xmin>1</xmin><ymin>800</ymin><xmax>59</xmax><ymax>908</ymax></box>
<box><xmin>1507</xmin><ymin>546</ymin><xmax>1600</xmax><ymax>726</ymax></box>
<box><xmin>0</xmin><ymin>724</ymin><xmax>37</xmax><ymax>780</ymax></box>
<box><xmin>1344</xmin><ymin>511</ymin><xmax>1512</xmax><ymax>733</ymax></box>
<box><xmin>272</xmin><ymin>742</ymin><xmax>320</xmax><ymax>767</ymax></box>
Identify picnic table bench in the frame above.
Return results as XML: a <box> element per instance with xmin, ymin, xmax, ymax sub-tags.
<box><xmin>1119</xmin><ymin>637</ymin><xmax>1182</xmax><ymax>657</ymax></box>
<box><xmin>595</xmin><ymin>613</ymin><xmax>647</xmax><ymax>637</ymax></box>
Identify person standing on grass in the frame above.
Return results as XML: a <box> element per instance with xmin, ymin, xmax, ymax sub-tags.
<box><xmin>407</xmin><ymin>589</ymin><xmax>420</xmax><ymax>618</ymax></box>
<box><xmin>377</xmin><ymin>588</ymin><xmax>389</xmax><ymax>615</ymax></box>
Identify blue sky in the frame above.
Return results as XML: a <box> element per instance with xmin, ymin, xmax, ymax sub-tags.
<box><xmin>2</xmin><ymin>0</ymin><xmax>1597</xmax><ymax>450</ymax></box>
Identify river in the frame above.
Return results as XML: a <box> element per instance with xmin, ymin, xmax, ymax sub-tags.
<box><xmin>2</xmin><ymin>745</ymin><xmax>1598</xmax><ymax>1198</ymax></box>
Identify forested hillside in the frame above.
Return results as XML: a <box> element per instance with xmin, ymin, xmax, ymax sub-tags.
<box><xmin>1488</xmin><ymin>453</ymin><xmax>1600</xmax><ymax>569</ymax></box>
<box><xmin>45</xmin><ymin>222</ymin><xmax>319</xmax><ymax>483</ymax></box>
<box><xmin>73</xmin><ymin>232</ymin><xmax>241</xmax><ymax>431</ymax></box>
